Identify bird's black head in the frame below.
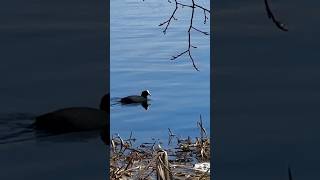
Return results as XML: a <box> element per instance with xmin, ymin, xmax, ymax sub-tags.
<box><xmin>141</xmin><ymin>90</ymin><xmax>151</xmax><ymax>98</ymax></box>
<box><xmin>99</xmin><ymin>93</ymin><xmax>110</xmax><ymax>112</ymax></box>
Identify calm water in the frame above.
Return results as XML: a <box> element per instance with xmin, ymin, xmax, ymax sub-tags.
<box><xmin>214</xmin><ymin>0</ymin><xmax>320</xmax><ymax>179</ymax></box>
<box><xmin>110</xmin><ymin>0</ymin><xmax>210</xmax><ymax>144</ymax></box>
<box><xmin>0</xmin><ymin>0</ymin><xmax>107</xmax><ymax>179</ymax></box>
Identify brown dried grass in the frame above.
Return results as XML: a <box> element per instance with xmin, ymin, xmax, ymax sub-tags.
<box><xmin>110</xmin><ymin>115</ymin><xmax>210</xmax><ymax>180</ymax></box>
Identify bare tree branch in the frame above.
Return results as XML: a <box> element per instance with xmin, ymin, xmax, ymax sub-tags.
<box><xmin>264</xmin><ymin>0</ymin><xmax>288</xmax><ymax>31</ymax></box>
<box><xmin>144</xmin><ymin>0</ymin><xmax>288</xmax><ymax>70</ymax></box>
<box><xmin>159</xmin><ymin>0</ymin><xmax>179</xmax><ymax>34</ymax></box>
<box><xmin>288</xmin><ymin>166</ymin><xmax>293</xmax><ymax>180</ymax></box>
<box><xmin>159</xmin><ymin>0</ymin><xmax>210</xmax><ymax>71</ymax></box>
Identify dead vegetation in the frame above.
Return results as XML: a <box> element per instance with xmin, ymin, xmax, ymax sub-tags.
<box><xmin>110</xmin><ymin>115</ymin><xmax>210</xmax><ymax>179</ymax></box>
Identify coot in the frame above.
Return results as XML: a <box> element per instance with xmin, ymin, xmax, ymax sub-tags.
<box><xmin>120</xmin><ymin>90</ymin><xmax>151</xmax><ymax>104</ymax></box>
<box><xmin>34</xmin><ymin>94</ymin><xmax>109</xmax><ymax>133</ymax></box>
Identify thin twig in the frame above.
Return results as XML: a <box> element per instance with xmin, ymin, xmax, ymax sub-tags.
<box><xmin>159</xmin><ymin>0</ymin><xmax>179</xmax><ymax>34</ymax></box>
<box><xmin>264</xmin><ymin>0</ymin><xmax>288</xmax><ymax>31</ymax></box>
<box><xmin>159</xmin><ymin>0</ymin><xmax>210</xmax><ymax>71</ymax></box>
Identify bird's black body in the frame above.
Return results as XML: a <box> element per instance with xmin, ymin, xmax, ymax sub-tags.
<box><xmin>120</xmin><ymin>96</ymin><xmax>148</xmax><ymax>104</ymax></box>
<box><xmin>34</xmin><ymin>107</ymin><xmax>108</xmax><ymax>133</ymax></box>
<box><xmin>34</xmin><ymin>94</ymin><xmax>110</xmax><ymax>144</ymax></box>
<box><xmin>120</xmin><ymin>90</ymin><xmax>151</xmax><ymax>104</ymax></box>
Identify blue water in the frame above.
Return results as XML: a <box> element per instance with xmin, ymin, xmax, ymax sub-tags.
<box><xmin>110</xmin><ymin>0</ymin><xmax>210</xmax><ymax>144</ymax></box>
<box><xmin>0</xmin><ymin>0</ymin><xmax>107</xmax><ymax>179</ymax></box>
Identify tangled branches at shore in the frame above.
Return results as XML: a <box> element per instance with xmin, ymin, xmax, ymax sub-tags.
<box><xmin>159</xmin><ymin>0</ymin><xmax>210</xmax><ymax>71</ymax></box>
<box><xmin>110</xmin><ymin>116</ymin><xmax>210</xmax><ymax>179</ymax></box>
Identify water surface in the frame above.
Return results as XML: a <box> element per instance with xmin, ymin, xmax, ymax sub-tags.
<box><xmin>214</xmin><ymin>0</ymin><xmax>320</xmax><ymax>179</ymax></box>
<box><xmin>110</xmin><ymin>0</ymin><xmax>210</xmax><ymax>144</ymax></box>
<box><xmin>0</xmin><ymin>0</ymin><xmax>107</xmax><ymax>179</ymax></box>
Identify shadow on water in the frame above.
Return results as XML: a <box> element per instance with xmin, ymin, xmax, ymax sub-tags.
<box><xmin>0</xmin><ymin>113</ymin><xmax>107</xmax><ymax>145</ymax></box>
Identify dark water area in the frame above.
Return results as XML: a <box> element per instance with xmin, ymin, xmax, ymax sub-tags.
<box><xmin>110</xmin><ymin>0</ymin><xmax>210</xmax><ymax>145</ymax></box>
<box><xmin>0</xmin><ymin>0</ymin><xmax>107</xmax><ymax>179</ymax></box>
<box><xmin>214</xmin><ymin>0</ymin><xmax>320</xmax><ymax>179</ymax></box>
